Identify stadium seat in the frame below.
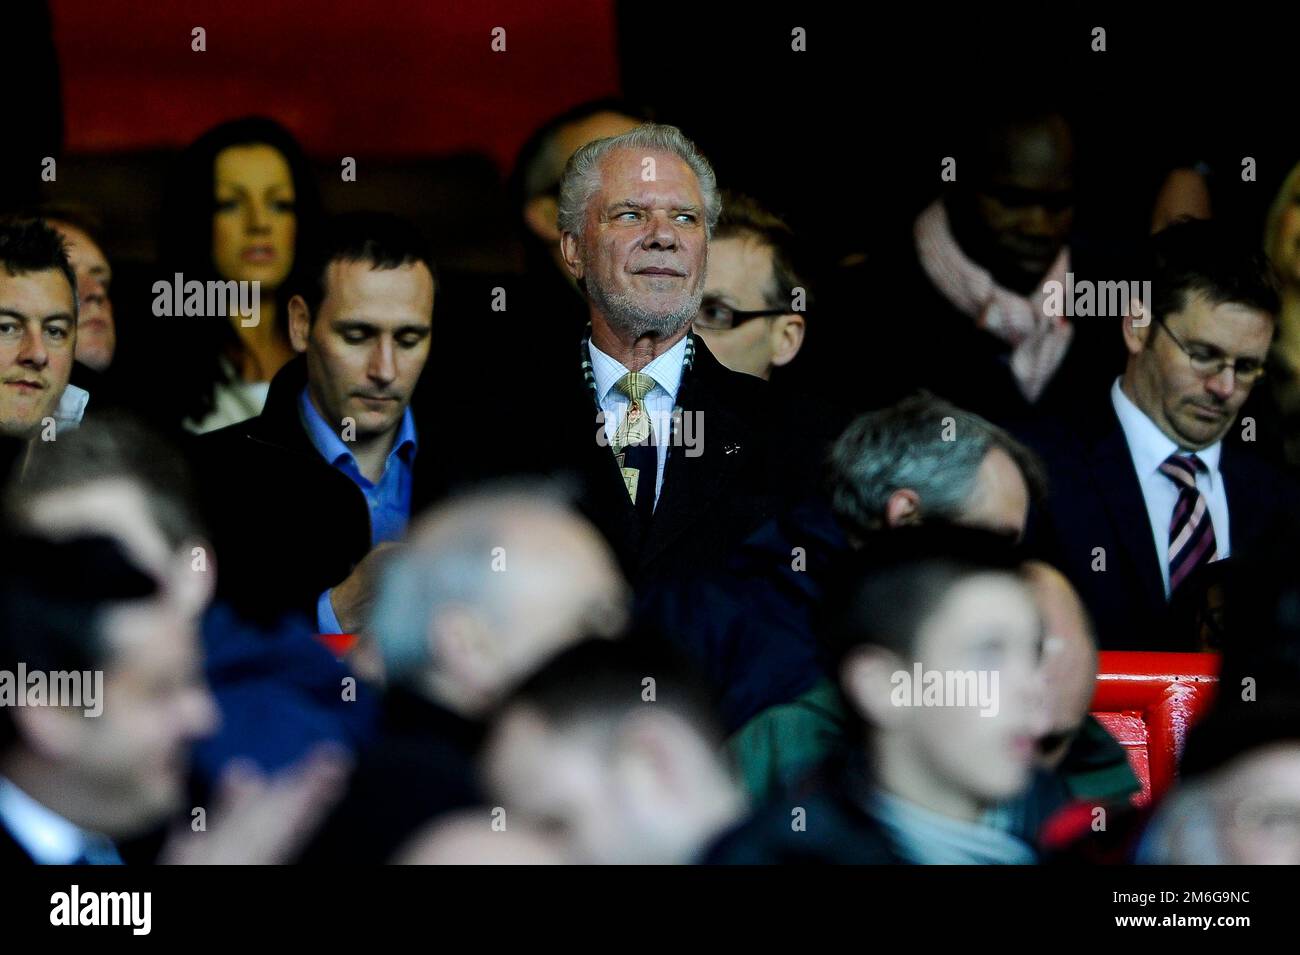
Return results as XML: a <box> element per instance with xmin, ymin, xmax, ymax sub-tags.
<box><xmin>1090</xmin><ymin>651</ymin><xmax>1220</xmax><ymax>806</ymax></box>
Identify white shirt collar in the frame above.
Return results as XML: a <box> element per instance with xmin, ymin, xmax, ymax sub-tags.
<box><xmin>1110</xmin><ymin>377</ymin><xmax>1222</xmax><ymax>478</ymax></box>
<box><xmin>588</xmin><ymin>334</ymin><xmax>689</xmax><ymax>405</ymax></box>
<box><xmin>55</xmin><ymin>383</ymin><xmax>90</xmax><ymax>432</ymax></box>
<box><xmin>0</xmin><ymin>776</ymin><xmax>92</xmax><ymax>864</ymax></box>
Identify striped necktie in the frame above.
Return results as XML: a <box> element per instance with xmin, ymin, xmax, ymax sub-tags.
<box><xmin>1159</xmin><ymin>452</ymin><xmax>1218</xmax><ymax>593</ymax></box>
<box><xmin>613</xmin><ymin>371</ymin><xmax>657</xmax><ymax>521</ymax></box>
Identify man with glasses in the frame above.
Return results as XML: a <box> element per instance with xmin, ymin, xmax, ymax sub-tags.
<box><xmin>692</xmin><ymin>193</ymin><xmax>808</xmax><ymax>380</ymax></box>
<box><xmin>1026</xmin><ymin>218</ymin><xmax>1300</xmax><ymax>649</ymax></box>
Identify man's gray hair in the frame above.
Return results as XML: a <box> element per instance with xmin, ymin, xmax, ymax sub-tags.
<box><xmin>556</xmin><ymin>123</ymin><xmax>722</xmax><ymax>238</ymax></box>
<box><xmin>827</xmin><ymin>393</ymin><xmax>1047</xmax><ymax>538</ymax></box>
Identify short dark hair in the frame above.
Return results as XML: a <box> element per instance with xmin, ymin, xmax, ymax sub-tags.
<box><xmin>4</xmin><ymin>411</ymin><xmax>205</xmax><ymax>550</ymax></box>
<box><xmin>820</xmin><ymin>524</ymin><xmax>1026</xmax><ymax>671</ymax></box>
<box><xmin>0</xmin><ymin>533</ymin><xmax>159</xmax><ymax>752</ymax></box>
<box><xmin>1145</xmin><ymin>217</ymin><xmax>1280</xmax><ymax>327</ymax></box>
<box><xmin>505</xmin><ymin>635</ymin><xmax>726</xmax><ymax>750</ymax></box>
<box><xmin>293</xmin><ymin>211</ymin><xmax>438</xmax><ymax>320</ymax></box>
<box><xmin>714</xmin><ymin>192</ymin><xmax>815</xmax><ymax>314</ymax></box>
<box><xmin>0</xmin><ymin>217</ymin><xmax>78</xmax><ymax>317</ymax></box>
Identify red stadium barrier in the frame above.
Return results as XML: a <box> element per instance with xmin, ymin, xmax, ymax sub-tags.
<box><xmin>1090</xmin><ymin>651</ymin><xmax>1220</xmax><ymax>806</ymax></box>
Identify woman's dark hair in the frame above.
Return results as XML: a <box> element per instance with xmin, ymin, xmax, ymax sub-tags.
<box><xmin>155</xmin><ymin>116</ymin><xmax>323</xmax><ymax>426</ymax></box>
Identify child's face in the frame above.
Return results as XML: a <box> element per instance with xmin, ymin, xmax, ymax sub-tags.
<box><xmin>906</xmin><ymin>574</ymin><xmax>1045</xmax><ymax>804</ymax></box>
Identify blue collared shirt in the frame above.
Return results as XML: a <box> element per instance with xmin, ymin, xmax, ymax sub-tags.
<box><xmin>301</xmin><ymin>388</ymin><xmax>417</xmax><ymax>633</ymax></box>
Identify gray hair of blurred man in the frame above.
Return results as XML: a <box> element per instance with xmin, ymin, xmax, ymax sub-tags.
<box><xmin>826</xmin><ymin>393</ymin><xmax>1047</xmax><ymax>538</ymax></box>
<box><xmin>556</xmin><ymin>123</ymin><xmax>723</xmax><ymax>239</ymax></box>
<box><xmin>369</xmin><ymin>481</ymin><xmax>629</xmax><ymax>690</ymax></box>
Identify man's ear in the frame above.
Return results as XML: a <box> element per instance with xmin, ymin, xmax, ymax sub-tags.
<box><xmin>885</xmin><ymin>488</ymin><xmax>922</xmax><ymax>528</ymax></box>
<box><xmin>613</xmin><ymin>710</ymin><xmax>682</xmax><ymax>806</ymax></box>
<box><xmin>559</xmin><ymin>232</ymin><xmax>584</xmax><ymax>284</ymax></box>
<box><xmin>768</xmin><ymin>314</ymin><xmax>806</xmax><ymax>369</ymax></box>
<box><xmin>287</xmin><ymin>294</ymin><xmax>312</xmax><ymax>353</ymax></box>
<box><xmin>433</xmin><ymin>606</ymin><xmax>497</xmax><ymax>698</ymax></box>
<box><xmin>1121</xmin><ymin>307</ymin><xmax>1151</xmax><ymax>356</ymax></box>
<box><xmin>841</xmin><ymin>646</ymin><xmax>908</xmax><ymax>729</ymax></box>
<box><xmin>523</xmin><ymin>196</ymin><xmax>562</xmax><ymax>245</ymax></box>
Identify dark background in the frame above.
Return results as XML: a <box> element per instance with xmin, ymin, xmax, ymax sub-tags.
<box><xmin>6</xmin><ymin>3</ymin><xmax>1297</xmax><ymax>362</ymax></box>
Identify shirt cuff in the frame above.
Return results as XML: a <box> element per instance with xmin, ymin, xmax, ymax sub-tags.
<box><xmin>317</xmin><ymin>587</ymin><xmax>344</xmax><ymax>634</ymax></box>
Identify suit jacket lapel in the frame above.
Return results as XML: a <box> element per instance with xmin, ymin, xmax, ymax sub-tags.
<box><xmin>640</xmin><ymin>343</ymin><xmax>749</xmax><ymax>569</ymax></box>
<box><xmin>1087</xmin><ymin>410</ymin><xmax>1166</xmax><ymax>612</ymax></box>
<box><xmin>570</xmin><ymin>360</ymin><xmax>645</xmax><ymax>561</ymax></box>
<box><xmin>1218</xmin><ymin>445</ymin><xmax>1258</xmax><ymax>552</ymax></box>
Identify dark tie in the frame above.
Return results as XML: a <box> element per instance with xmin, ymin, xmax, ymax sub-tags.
<box><xmin>613</xmin><ymin>372</ymin><xmax>658</xmax><ymax>523</ymax></box>
<box><xmin>1159</xmin><ymin>452</ymin><xmax>1218</xmax><ymax>593</ymax></box>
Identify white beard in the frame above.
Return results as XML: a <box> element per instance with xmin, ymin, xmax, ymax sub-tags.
<box><xmin>587</xmin><ymin>278</ymin><xmax>702</xmax><ymax>341</ymax></box>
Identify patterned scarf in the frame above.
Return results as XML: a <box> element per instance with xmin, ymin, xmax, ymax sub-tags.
<box><xmin>914</xmin><ymin>199</ymin><xmax>1073</xmax><ymax>403</ymax></box>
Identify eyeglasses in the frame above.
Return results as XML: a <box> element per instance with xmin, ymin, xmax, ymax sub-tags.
<box><xmin>1153</xmin><ymin>318</ymin><xmax>1267</xmax><ymax>385</ymax></box>
<box><xmin>694</xmin><ymin>297</ymin><xmax>790</xmax><ymax>332</ymax></box>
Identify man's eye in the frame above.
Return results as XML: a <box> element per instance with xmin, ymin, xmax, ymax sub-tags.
<box><xmin>273</xmin><ymin>199</ymin><xmax>296</xmax><ymax>213</ymax></box>
<box><xmin>1189</xmin><ymin>349</ymin><xmax>1219</xmax><ymax>363</ymax></box>
<box><xmin>398</xmin><ymin>334</ymin><xmax>424</xmax><ymax>348</ymax></box>
<box><xmin>215</xmin><ymin>199</ymin><xmax>240</xmax><ymax>213</ymax></box>
<box><xmin>676</xmin><ymin>214</ymin><xmax>697</xmax><ymax>223</ymax></box>
<box><xmin>46</xmin><ymin>326</ymin><xmax>69</xmax><ymax>340</ymax></box>
<box><xmin>343</xmin><ymin>331</ymin><xmax>367</xmax><ymax>343</ymax></box>
<box><xmin>0</xmin><ymin>324</ymin><xmax>18</xmax><ymax>336</ymax></box>
<box><xmin>1237</xmin><ymin>361</ymin><xmax>1263</xmax><ymax>375</ymax></box>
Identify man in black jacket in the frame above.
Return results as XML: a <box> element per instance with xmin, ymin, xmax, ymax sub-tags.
<box><xmin>192</xmin><ymin>212</ymin><xmax>455</xmax><ymax>629</ymax></box>
<box><xmin>488</xmin><ymin>123</ymin><xmax>817</xmax><ymax>589</ymax></box>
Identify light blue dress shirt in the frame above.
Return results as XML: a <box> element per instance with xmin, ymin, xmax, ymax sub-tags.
<box><xmin>300</xmin><ymin>388</ymin><xmax>418</xmax><ymax>633</ymax></box>
<box><xmin>587</xmin><ymin>335</ymin><xmax>689</xmax><ymax>505</ymax></box>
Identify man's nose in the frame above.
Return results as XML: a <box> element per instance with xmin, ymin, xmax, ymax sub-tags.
<box><xmin>369</xmin><ymin>338</ymin><xmax>397</xmax><ymax>382</ymax></box>
<box><xmin>642</xmin><ymin>214</ymin><xmax>679</xmax><ymax>250</ymax></box>
<box><xmin>17</xmin><ymin>326</ymin><xmax>48</xmax><ymax>367</ymax></box>
<box><xmin>1206</xmin><ymin>365</ymin><xmax>1238</xmax><ymax>400</ymax></box>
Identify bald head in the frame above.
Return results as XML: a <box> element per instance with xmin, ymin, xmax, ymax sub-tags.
<box><xmin>1023</xmin><ymin>561</ymin><xmax>1098</xmax><ymax>769</ymax></box>
<box><xmin>371</xmin><ymin>487</ymin><xmax>630</xmax><ymax>716</ymax></box>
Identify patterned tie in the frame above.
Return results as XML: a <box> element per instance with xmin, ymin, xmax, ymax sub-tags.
<box><xmin>612</xmin><ymin>371</ymin><xmax>657</xmax><ymax>521</ymax></box>
<box><xmin>1159</xmin><ymin>452</ymin><xmax>1218</xmax><ymax>593</ymax></box>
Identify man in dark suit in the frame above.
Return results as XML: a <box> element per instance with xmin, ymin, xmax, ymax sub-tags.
<box><xmin>1025</xmin><ymin>219</ymin><xmax>1300</xmax><ymax>649</ymax></box>
<box><xmin>192</xmin><ymin>212</ymin><xmax>454</xmax><ymax>629</ymax></box>
<box><xmin>496</xmin><ymin>123</ymin><xmax>812</xmax><ymax>589</ymax></box>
